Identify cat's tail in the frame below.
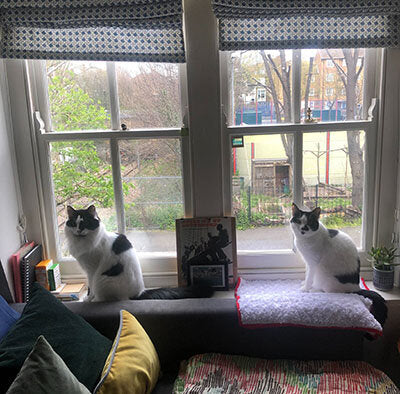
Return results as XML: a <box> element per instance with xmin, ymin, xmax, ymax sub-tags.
<box><xmin>133</xmin><ymin>285</ymin><xmax>214</xmax><ymax>300</ymax></box>
<box><xmin>355</xmin><ymin>289</ymin><xmax>388</xmax><ymax>327</ymax></box>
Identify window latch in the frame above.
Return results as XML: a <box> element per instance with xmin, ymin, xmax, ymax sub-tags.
<box><xmin>34</xmin><ymin>111</ymin><xmax>46</xmax><ymax>135</ymax></box>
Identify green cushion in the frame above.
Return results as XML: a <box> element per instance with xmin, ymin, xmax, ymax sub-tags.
<box><xmin>7</xmin><ymin>335</ymin><xmax>90</xmax><ymax>394</ymax></box>
<box><xmin>0</xmin><ymin>283</ymin><xmax>112</xmax><ymax>392</ymax></box>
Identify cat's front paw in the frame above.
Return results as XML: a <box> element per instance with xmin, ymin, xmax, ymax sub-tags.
<box><xmin>300</xmin><ymin>284</ymin><xmax>311</xmax><ymax>292</ymax></box>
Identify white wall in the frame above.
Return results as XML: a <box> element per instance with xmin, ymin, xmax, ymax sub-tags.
<box><xmin>0</xmin><ymin>60</ymin><xmax>23</xmax><ymax>298</ymax></box>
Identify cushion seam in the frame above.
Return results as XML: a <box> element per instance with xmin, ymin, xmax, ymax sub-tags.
<box><xmin>93</xmin><ymin>309</ymin><xmax>124</xmax><ymax>393</ymax></box>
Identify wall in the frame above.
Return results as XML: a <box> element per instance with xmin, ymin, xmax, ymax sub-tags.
<box><xmin>0</xmin><ymin>60</ymin><xmax>23</xmax><ymax>298</ymax></box>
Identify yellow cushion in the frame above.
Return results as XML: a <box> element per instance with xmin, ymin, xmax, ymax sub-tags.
<box><xmin>94</xmin><ymin>310</ymin><xmax>160</xmax><ymax>394</ymax></box>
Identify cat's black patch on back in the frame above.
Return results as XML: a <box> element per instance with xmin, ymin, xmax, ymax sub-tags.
<box><xmin>335</xmin><ymin>270</ymin><xmax>360</xmax><ymax>284</ymax></box>
<box><xmin>112</xmin><ymin>234</ymin><xmax>132</xmax><ymax>255</ymax></box>
<box><xmin>328</xmin><ymin>229</ymin><xmax>339</xmax><ymax>238</ymax></box>
<box><xmin>102</xmin><ymin>262</ymin><xmax>124</xmax><ymax>277</ymax></box>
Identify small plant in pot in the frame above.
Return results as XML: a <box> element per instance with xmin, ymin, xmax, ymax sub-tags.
<box><xmin>368</xmin><ymin>246</ymin><xmax>399</xmax><ymax>291</ymax></box>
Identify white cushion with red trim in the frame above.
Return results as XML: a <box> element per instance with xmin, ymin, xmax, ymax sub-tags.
<box><xmin>235</xmin><ymin>278</ymin><xmax>382</xmax><ymax>337</ymax></box>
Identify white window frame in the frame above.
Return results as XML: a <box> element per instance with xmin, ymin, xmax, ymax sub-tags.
<box><xmin>220</xmin><ymin>48</ymin><xmax>382</xmax><ymax>279</ymax></box>
<box><xmin>257</xmin><ymin>88</ymin><xmax>266</xmax><ymax>101</ymax></box>
<box><xmin>326</xmin><ymin>73</ymin><xmax>334</xmax><ymax>82</ymax></box>
<box><xmin>15</xmin><ymin>59</ymin><xmax>191</xmax><ymax>286</ymax></box>
<box><xmin>325</xmin><ymin>87</ymin><xmax>334</xmax><ymax>96</ymax></box>
<box><xmin>326</xmin><ymin>59</ymin><xmax>334</xmax><ymax>68</ymax></box>
<box><xmin>309</xmin><ymin>88</ymin><xmax>315</xmax><ymax>97</ymax></box>
<box><xmin>4</xmin><ymin>1</ymin><xmax>400</xmax><ymax>284</ymax></box>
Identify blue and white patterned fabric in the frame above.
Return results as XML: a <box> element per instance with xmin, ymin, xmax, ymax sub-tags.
<box><xmin>0</xmin><ymin>0</ymin><xmax>185</xmax><ymax>62</ymax></box>
<box><xmin>212</xmin><ymin>0</ymin><xmax>400</xmax><ymax>50</ymax></box>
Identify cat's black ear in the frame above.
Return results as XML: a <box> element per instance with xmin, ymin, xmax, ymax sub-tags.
<box><xmin>67</xmin><ymin>206</ymin><xmax>76</xmax><ymax>218</ymax></box>
<box><xmin>87</xmin><ymin>205</ymin><xmax>97</xmax><ymax>217</ymax></box>
<box><xmin>311</xmin><ymin>207</ymin><xmax>321</xmax><ymax>218</ymax></box>
<box><xmin>292</xmin><ymin>203</ymin><xmax>301</xmax><ymax>216</ymax></box>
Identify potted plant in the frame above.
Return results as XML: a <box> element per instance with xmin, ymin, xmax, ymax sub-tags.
<box><xmin>368</xmin><ymin>246</ymin><xmax>399</xmax><ymax>291</ymax></box>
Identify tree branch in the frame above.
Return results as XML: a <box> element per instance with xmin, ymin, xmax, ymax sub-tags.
<box><xmin>355</xmin><ymin>57</ymin><xmax>364</xmax><ymax>82</ymax></box>
<box><xmin>326</xmin><ymin>50</ymin><xmax>347</xmax><ymax>88</ymax></box>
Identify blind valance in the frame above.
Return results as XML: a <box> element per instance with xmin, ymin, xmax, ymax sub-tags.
<box><xmin>0</xmin><ymin>0</ymin><xmax>185</xmax><ymax>62</ymax></box>
<box><xmin>212</xmin><ymin>0</ymin><xmax>400</xmax><ymax>50</ymax></box>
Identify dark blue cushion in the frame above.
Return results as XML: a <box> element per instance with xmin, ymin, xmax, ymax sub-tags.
<box><xmin>0</xmin><ymin>295</ymin><xmax>20</xmax><ymax>341</ymax></box>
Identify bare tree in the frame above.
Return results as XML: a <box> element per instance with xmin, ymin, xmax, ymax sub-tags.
<box><xmin>117</xmin><ymin>63</ymin><xmax>180</xmax><ymax>129</ymax></box>
<box><xmin>303</xmin><ymin>57</ymin><xmax>314</xmax><ymax>115</ymax></box>
<box><xmin>259</xmin><ymin>50</ymin><xmax>295</xmax><ymax>166</ymax></box>
<box><xmin>327</xmin><ymin>49</ymin><xmax>364</xmax><ymax>207</ymax></box>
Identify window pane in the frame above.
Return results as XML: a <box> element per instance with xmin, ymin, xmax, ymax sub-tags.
<box><xmin>303</xmin><ymin>131</ymin><xmax>365</xmax><ymax>247</ymax></box>
<box><xmin>230</xmin><ymin>50</ymin><xmax>292</xmax><ymax>125</ymax></box>
<box><xmin>301</xmin><ymin>49</ymin><xmax>365</xmax><ymax>122</ymax></box>
<box><xmin>46</xmin><ymin>61</ymin><xmax>111</xmax><ymax>131</ymax></box>
<box><xmin>232</xmin><ymin>134</ymin><xmax>293</xmax><ymax>250</ymax></box>
<box><xmin>115</xmin><ymin>63</ymin><xmax>182</xmax><ymax>129</ymax></box>
<box><xmin>50</xmin><ymin>140</ymin><xmax>116</xmax><ymax>257</ymax></box>
<box><xmin>122</xmin><ymin>139</ymin><xmax>184</xmax><ymax>252</ymax></box>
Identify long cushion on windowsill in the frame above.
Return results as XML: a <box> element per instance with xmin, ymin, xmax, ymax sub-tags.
<box><xmin>0</xmin><ymin>282</ymin><xmax>112</xmax><ymax>393</ymax></box>
<box><xmin>235</xmin><ymin>278</ymin><xmax>383</xmax><ymax>337</ymax></box>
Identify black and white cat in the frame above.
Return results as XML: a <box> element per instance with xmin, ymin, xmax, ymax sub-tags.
<box><xmin>65</xmin><ymin>205</ymin><xmax>213</xmax><ymax>301</ymax></box>
<box><xmin>290</xmin><ymin>203</ymin><xmax>360</xmax><ymax>293</ymax></box>
<box><xmin>290</xmin><ymin>203</ymin><xmax>387</xmax><ymax>326</ymax></box>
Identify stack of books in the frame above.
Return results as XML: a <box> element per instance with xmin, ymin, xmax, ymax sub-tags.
<box><xmin>52</xmin><ymin>283</ymin><xmax>87</xmax><ymax>301</ymax></box>
<box><xmin>35</xmin><ymin>260</ymin><xmax>62</xmax><ymax>291</ymax></box>
<box><xmin>10</xmin><ymin>243</ymin><xmax>43</xmax><ymax>303</ymax></box>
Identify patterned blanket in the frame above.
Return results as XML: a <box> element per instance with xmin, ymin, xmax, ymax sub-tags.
<box><xmin>173</xmin><ymin>353</ymin><xmax>398</xmax><ymax>393</ymax></box>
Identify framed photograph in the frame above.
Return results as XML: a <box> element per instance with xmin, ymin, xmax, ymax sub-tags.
<box><xmin>189</xmin><ymin>263</ymin><xmax>228</xmax><ymax>290</ymax></box>
<box><xmin>176</xmin><ymin>217</ymin><xmax>237</xmax><ymax>289</ymax></box>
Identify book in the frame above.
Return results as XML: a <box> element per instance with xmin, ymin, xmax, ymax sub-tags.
<box><xmin>50</xmin><ymin>283</ymin><xmax>66</xmax><ymax>295</ymax></box>
<box><xmin>35</xmin><ymin>259</ymin><xmax>53</xmax><ymax>290</ymax></box>
<box><xmin>48</xmin><ymin>263</ymin><xmax>61</xmax><ymax>291</ymax></box>
<box><xmin>20</xmin><ymin>244</ymin><xmax>43</xmax><ymax>302</ymax></box>
<box><xmin>176</xmin><ymin>217</ymin><xmax>237</xmax><ymax>290</ymax></box>
<box><xmin>0</xmin><ymin>260</ymin><xmax>13</xmax><ymax>303</ymax></box>
<box><xmin>9</xmin><ymin>242</ymin><xmax>35</xmax><ymax>303</ymax></box>
<box><xmin>54</xmin><ymin>283</ymin><xmax>87</xmax><ymax>301</ymax></box>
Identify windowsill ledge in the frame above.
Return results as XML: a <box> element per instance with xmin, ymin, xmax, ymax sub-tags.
<box><xmin>365</xmin><ymin>282</ymin><xmax>400</xmax><ymax>302</ymax></box>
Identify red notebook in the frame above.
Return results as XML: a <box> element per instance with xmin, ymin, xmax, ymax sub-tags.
<box><xmin>9</xmin><ymin>242</ymin><xmax>35</xmax><ymax>303</ymax></box>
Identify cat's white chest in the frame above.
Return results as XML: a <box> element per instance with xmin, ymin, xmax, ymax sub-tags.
<box><xmin>295</xmin><ymin>235</ymin><xmax>327</xmax><ymax>265</ymax></box>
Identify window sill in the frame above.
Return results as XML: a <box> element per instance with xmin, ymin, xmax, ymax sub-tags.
<box><xmin>365</xmin><ymin>282</ymin><xmax>400</xmax><ymax>302</ymax></box>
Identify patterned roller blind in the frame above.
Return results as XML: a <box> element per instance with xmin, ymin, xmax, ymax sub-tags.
<box><xmin>212</xmin><ymin>0</ymin><xmax>400</xmax><ymax>50</ymax></box>
<box><xmin>0</xmin><ymin>0</ymin><xmax>185</xmax><ymax>62</ymax></box>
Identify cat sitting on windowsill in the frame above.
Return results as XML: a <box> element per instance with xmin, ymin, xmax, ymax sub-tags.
<box><xmin>290</xmin><ymin>203</ymin><xmax>387</xmax><ymax>326</ymax></box>
<box><xmin>65</xmin><ymin>205</ymin><xmax>213</xmax><ymax>302</ymax></box>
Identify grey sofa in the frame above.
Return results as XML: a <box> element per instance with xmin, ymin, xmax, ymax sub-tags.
<box><xmin>13</xmin><ymin>297</ymin><xmax>366</xmax><ymax>393</ymax></box>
